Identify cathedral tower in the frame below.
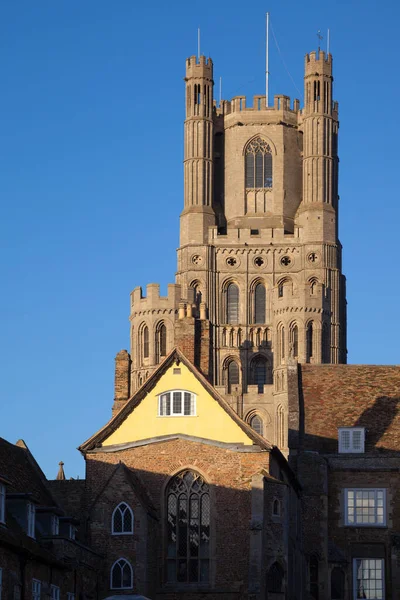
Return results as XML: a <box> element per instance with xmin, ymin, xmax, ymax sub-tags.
<box><xmin>126</xmin><ymin>47</ymin><xmax>347</xmax><ymax>447</ymax></box>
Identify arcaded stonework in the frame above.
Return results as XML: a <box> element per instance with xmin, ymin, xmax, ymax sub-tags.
<box><xmin>126</xmin><ymin>50</ymin><xmax>347</xmax><ymax>452</ymax></box>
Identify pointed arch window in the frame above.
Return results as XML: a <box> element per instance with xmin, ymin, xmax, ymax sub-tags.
<box><xmin>250</xmin><ymin>415</ymin><xmax>263</xmax><ymax>436</ymax></box>
<box><xmin>156</xmin><ymin>323</ymin><xmax>167</xmax><ymax>362</ymax></box>
<box><xmin>290</xmin><ymin>324</ymin><xmax>298</xmax><ymax>358</ymax></box>
<box><xmin>142</xmin><ymin>326</ymin><xmax>149</xmax><ymax>359</ymax></box>
<box><xmin>110</xmin><ymin>558</ymin><xmax>133</xmax><ymax>589</ymax></box>
<box><xmin>245</xmin><ymin>137</ymin><xmax>273</xmax><ymax>188</ymax></box>
<box><xmin>226</xmin><ymin>283</ymin><xmax>239</xmax><ymax>324</ymax></box>
<box><xmin>266</xmin><ymin>562</ymin><xmax>284</xmax><ymax>593</ymax></box>
<box><xmin>112</xmin><ymin>503</ymin><xmax>134</xmax><ymax>535</ymax></box>
<box><xmin>226</xmin><ymin>360</ymin><xmax>239</xmax><ymax>393</ymax></box>
<box><xmin>306</xmin><ymin>322</ymin><xmax>313</xmax><ymax>363</ymax></box>
<box><xmin>166</xmin><ymin>470</ymin><xmax>210</xmax><ymax>584</ymax></box>
<box><xmin>277</xmin><ymin>405</ymin><xmax>285</xmax><ymax>449</ymax></box>
<box><xmin>253</xmin><ymin>283</ymin><xmax>266</xmax><ymax>324</ymax></box>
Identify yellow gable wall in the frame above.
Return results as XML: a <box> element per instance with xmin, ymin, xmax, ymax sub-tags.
<box><xmin>102</xmin><ymin>363</ymin><xmax>254</xmax><ymax>447</ymax></box>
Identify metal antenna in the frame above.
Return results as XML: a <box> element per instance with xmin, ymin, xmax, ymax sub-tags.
<box><xmin>317</xmin><ymin>30</ymin><xmax>323</xmax><ymax>53</ymax></box>
<box><xmin>327</xmin><ymin>28</ymin><xmax>330</xmax><ymax>55</ymax></box>
<box><xmin>197</xmin><ymin>28</ymin><xmax>201</xmax><ymax>59</ymax></box>
<box><xmin>266</xmin><ymin>12</ymin><xmax>270</xmax><ymax>107</ymax></box>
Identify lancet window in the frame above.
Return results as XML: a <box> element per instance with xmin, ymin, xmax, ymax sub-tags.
<box><xmin>245</xmin><ymin>137</ymin><xmax>273</xmax><ymax>188</ymax></box>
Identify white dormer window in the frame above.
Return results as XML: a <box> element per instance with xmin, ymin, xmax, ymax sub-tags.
<box><xmin>338</xmin><ymin>427</ymin><xmax>365</xmax><ymax>453</ymax></box>
<box><xmin>158</xmin><ymin>391</ymin><xmax>196</xmax><ymax>416</ymax></box>
<box><xmin>51</xmin><ymin>515</ymin><xmax>59</xmax><ymax>535</ymax></box>
<box><xmin>27</xmin><ymin>503</ymin><xmax>36</xmax><ymax>538</ymax></box>
<box><xmin>0</xmin><ymin>484</ymin><xmax>5</xmax><ymax>524</ymax></box>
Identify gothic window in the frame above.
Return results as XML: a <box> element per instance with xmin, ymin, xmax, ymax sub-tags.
<box><xmin>143</xmin><ymin>326</ymin><xmax>149</xmax><ymax>359</ymax></box>
<box><xmin>277</xmin><ymin>325</ymin><xmax>285</xmax><ymax>363</ymax></box>
<box><xmin>251</xmin><ymin>355</ymin><xmax>269</xmax><ymax>392</ymax></box>
<box><xmin>112</xmin><ymin>503</ymin><xmax>134</xmax><ymax>535</ymax></box>
<box><xmin>331</xmin><ymin>568</ymin><xmax>345</xmax><ymax>599</ymax></box>
<box><xmin>110</xmin><ymin>558</ymin><xmax>133</xmax><ymax>589</ymax></box>
<box><xmin>166</xmin><ymin>471</ymin><xmax>210</xmax><ymax>584</ymax></box>
<box><xmin>226</xmin><ymin>283</ymin><xmax>239</xmax><ymax>324</ymax></box>
<box><xmin>277</xmin><ymin>405</ymin><xmax>285</xmax><ymax>448</ymax></box>
<box><xmin>272</xmin><ymin>499</ymin><xmax>281</xmax><ymax>517</ymax></box>
<box><xmin>309</xmin><ymin>555</ymin><xmax>319</xmax><ymax>600</ymax></box>
<box><xmin>156</xmin><ymin>322</ymin><xmax>167</xmax><ymax>362</ymax></box>
<box><xmin>266</xmin><ymin>562</ymin><xmax>284</xmax><ymax>593</ymax></box>
<box><xmin>245</xmin><ymin>137</ymin><xmax>273</xmax><ymax>188</ymax></box>
<box><xmin>253</xmin><ymin>283</ymin><xmax>266</xmax><ymax>324</ymax></box>
<box><xmin>250</xmin><ymin>415</ymin><xmax>263</xmax><ymax>436</ymax></box>
<box><xmin>306</xmin><ymin>322</ymin><xmax>313</xmax><ymax>363</ymax></box>
<box><xmin>290</xmin><ymin>323</ymin><xmax>298</xmax><ymax>358</ymax></box>
<box><xmin>226</xmin><ymin>360</ymin><xmax>239</xmax><ymax>393</ymax></box>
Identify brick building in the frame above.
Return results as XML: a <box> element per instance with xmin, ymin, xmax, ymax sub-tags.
<box><xmin>2</xmin><ymin>42</ymin><xmax>400</xmax><ymax>600</ymax></box>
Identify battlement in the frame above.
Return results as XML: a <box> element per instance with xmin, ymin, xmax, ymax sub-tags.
<box><xmin>130</xmin><ymin>283</ymin><xmax>182</xmax><ymax>314</ymax></box>
<box><xmin>186</xmin><ymin>55</ymin><xmax>213</xmax><ymax>79</ymax></box>
<box><xmin>305</xmin><ymin>50</ymin><xmax>332</xmax><ymax>76</ymax></box>
<box><xmin>217</xmin><ymin>94</ymin><xmax>300</xmax><ymax>118</ymax></box>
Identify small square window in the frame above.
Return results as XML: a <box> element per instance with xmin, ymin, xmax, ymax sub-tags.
<box><xmin>345</xmin><ymin>488</ymin><xmax>386</xmax><ymax>526</ymax></box>
<box><xmin>250</xmin><ymin>229</ymin><xmax>259</xmax><ymax>235</ymax></box>
<box><xmin>338</xmin><ymin>427</ymin><xmax>365</xmax><ymax>453</ymax></box>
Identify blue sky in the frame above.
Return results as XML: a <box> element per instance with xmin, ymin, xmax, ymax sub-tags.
<box><xmin>1</xmin><ymin>0</ymin><xmax>399</xmax><ymax>479</ymax></box>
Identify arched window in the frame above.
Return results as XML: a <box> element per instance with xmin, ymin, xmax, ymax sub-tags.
<box><xmin>331</xmin><ymin>567</ymin><xmax>345</xmax><ymax>600</ymax></box>
<box><xmin>306</xmin><ymin>322</ymin><xmax>313</xmax><ymax>363</ymax></box>
<box><xmin>322</xmin><ymin>323</ymin><xmax>330</xmax><ymax>363</ymax></box>
<box><xmin>191</xmin><ymin>282</ymin><xmax>202</xmax><ymax>318</ymax></box>
<box><xmin>143</xmin><ymin>326</ymin><xmax>149</xmax><ymax>359</ymax></box>
<box><xmin>277</xmin><ymin>405</ymin><xmax>285</xmax><ymax>448</ymax></box>
<box><xmin>309</xmin><ymin>555</ymin><xmax>319</xmax><ymax>599</ymax></box>
<box><xmin>290</xmin><ymin>323</ymin><xmax>298</xmax><ymax>358</ymax></box>
<box><xmin>250</xmin><ymin>415</ymin><xmax>263</xmax><ymax>436</ymax></box>
<box><xmin>156</xmin><ymin>322</ymin><xmax>167</xmax><ymax>362</ymax></box>
<box><xmin>245</xmin><ymin>137</ymin><xmax>273</xmax><ymax>188</ymax></box>
<box><xmin>112</xmin><ymin>502</ymin><xmax>134</xmax><ymax>535</ymax></box>
<box><xmin>251</xmin><ymin>355</ymin><xmax>269</xmax><ymax>392</ymax></box>
<box><xmin>277</xmin><ymin>325</ymin><xmax>285</xmax><ymax>364</ymax></box>
<box><xmin>226</xmin><ymin>283</ymin><xmax>239</xmax><ymax>324</ymax></box>
<box><xmin>272</xmin><ymin>499</ymin><xmax>281</xmax><ymax>516</ymax></box>
<box><xmin>253</xmin><ymin>283</ymin><xmax>266</xmax><ymax>324</ymax></box>
<box><xmin>166</xmin><ymin>470</ymin><xmax>210</xmax><ymax>584</ymax></box>
<box><xmin>266</xmin><ymin>562</ymin><xmax>284</xmax><ymax>593</ymax></box>
<box><xmin>110</xmin><ymin>558</ymin><xmax>133</xmax><ymax>589</ymax></box>
<box><xmin>226</xmin><ymin>361</ymin><xmax>240</xmax><ymax>393</ymax></box>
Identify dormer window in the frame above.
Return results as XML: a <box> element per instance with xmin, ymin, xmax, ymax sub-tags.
<box><xmin>69</xmin><ymin>525</ymin><xmax>77</xmax><ymax>540</ymax></box>
<box><xmin>0</xmin><ymin>484</ymin><xmax>5</xmax><ymax>524</ymax></box>
<box><xmin>27</xmin><ymin>502</ymin><xmax>36</xmax><ymax>538</ymax></box>
<box><xmin>338</xmin><ymin>427</ymin><xmax>365</xmax><ymax>453</ymax></box>
<box><xmin>158</xmin><ymin>391</ymin><xmax>196</xmax><ymax>416</ymax></box>
<box><xmin>51</xmin><ymin>514</ymin><xmax>59</xmax><ymax>535</ymax></box>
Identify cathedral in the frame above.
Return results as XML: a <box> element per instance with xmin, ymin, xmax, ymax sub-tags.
<box><xmin>1</xmin><ymin>44</ymin><xmax>400</xmax><ymax>600</ymax></box>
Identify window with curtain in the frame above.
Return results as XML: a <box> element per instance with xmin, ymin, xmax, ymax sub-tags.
<box><xmin>166</xmin><ymin>471</ymin><xmax>210</xmax><ymax>584</ymax></box>
<box><xmin>253</xmin><ymin>283</ymin><xmax>266</xmax><ymax>324</ymax></box>
<box><xmin>245</xmin><ymin>137</ymin><xmax>273</xmax><ymax>188</ymax></box>
<box><xmin>226</xmin><ymin>283</ymin><xmax>239</xmax><ymax>324</ymax></box>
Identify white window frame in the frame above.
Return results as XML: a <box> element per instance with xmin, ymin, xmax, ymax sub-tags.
<box><xmin>0</xmin><ymin>484</ymin><xmax>5</xmax><ymax>524</ymax></box>
<box><xmin>110</xmin><ymin>558</ymin><xmax>133</xmax><ymax>590</ymax></box>
<box><xmin>51</xmin><ymin>515</ymin><xmax>59</xmax><ymax>536</ymax></box>
<box><xmin>50</xmin><ymin>586</ymin><xmax>60</xmax><ymax>600</ymax></box>
<box><xmin>353</xmin><ymin>558</ymin><xmax>384</xmax><ymax>600</ymax></box>
<box><xmin>111</xmin><ymin>502</ymin><xmax>134</xmax><ymax>535</ymax></box>
<box><xmin>32</xmin><ymin>580</ymin><xmax>41</xmax><ymax>600</ymax></box>
<box><xmin>338</xmin><ymin>427</ymin><xmax>365</xmax><ymax>453</ymax></box>
<box><xmin>67</xmin><ymin>593</ymin><xmax>75</xmax><ymax>600</ymax></box>
<box><xmin>27</xmin><ymin>503</ymin><xmax>36</xmax><ymax>538</ymax></box>
<box><xmin>158</xmin><ymin>390</ymin><xmax>196</xmax><ymax>417</ymax></box>
<box><xmin>345</xmin><ymin>488</ymin><xmax>386</xmax><ymax>527</ymax></box>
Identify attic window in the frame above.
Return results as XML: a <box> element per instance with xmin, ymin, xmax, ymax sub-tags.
<box><xmin>338</xmin><ymin>427</ymin><xmax>365</xmax><ymax>453</ymax></box>
<box><xmin>158</xmin><ymin>391</ymin><xmax>196</xmax><ymax>417</ymax></box>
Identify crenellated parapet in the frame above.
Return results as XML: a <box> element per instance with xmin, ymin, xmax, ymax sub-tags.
<box><xmin>130</xmin><ymin>283</ymin><xmax>182</xmax><ymax>318</ymax></box>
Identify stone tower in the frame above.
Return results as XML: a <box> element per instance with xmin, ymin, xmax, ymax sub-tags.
<box><xmin>123</xmin><ymin>47</ymin><xmax>347</xmax><ymax>447</ymax></box>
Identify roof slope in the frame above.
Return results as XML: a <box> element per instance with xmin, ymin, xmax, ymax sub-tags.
<box><xmin>79</xmin><ymin>348</ymin><xmax>272</xmax><ymax>453</ymax></box>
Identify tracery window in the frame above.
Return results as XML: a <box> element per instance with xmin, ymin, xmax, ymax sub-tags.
<box><xmin>110</xmin><ymin>558</ymin><xmax>133</xmax><ymax>589</ymax></box>
<box><xmin>245</xmin><ymin>137</ymin><xmax>273</xmax><ymax>188</ymax></box>
<box><xmin>226</xmin><ymin>283</ymin><xmax>239</xmax><ymax>324</ymax></box>
<box><xmin>166</xmin><ymin>471</ymin><xmax>210</xmax><ymax>584</ymax></box>
<box><xmin>250</xmin><ymin>415</ymin><xmax>263</xmax><ymax>436</ymax></box>
<box><xmin>112</xmin><ymin>502</ymin><xmax>134</xmax><ymax>534</ymax></box>
<box><xmin>253</xmin><ymin>283</ymin><xmax>266</xmax><ymax>324</ymax></box>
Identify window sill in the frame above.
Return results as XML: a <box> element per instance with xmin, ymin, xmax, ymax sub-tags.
<box><xmin>111</xmin><ymin>532</ymin><xmax>134</xmax><ymax>536</ymax></box>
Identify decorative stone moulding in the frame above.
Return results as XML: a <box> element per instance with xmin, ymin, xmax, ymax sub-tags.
<box><xmin>253</xmin><ymin>256</ymin><xmax>266</xmax><ymax>268</ymax></box>
<box><xmin>280</xmin><ymin>255</ymin><xmax>292</xmax><ymax>267</ymax></box>
<box><xmin>226</xmin><ymin>256</ymin><xmax>240</xmax><ymax>268</ymax></box>
<box><xmin>191</xmin><ymin>254</ymin><xmax>203</xmax><ymax>266</ymax></box>
<box><xmin>307</xmin><ymin>252</ymin><xmax>319</xmax><ymax>264</ymax></box>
